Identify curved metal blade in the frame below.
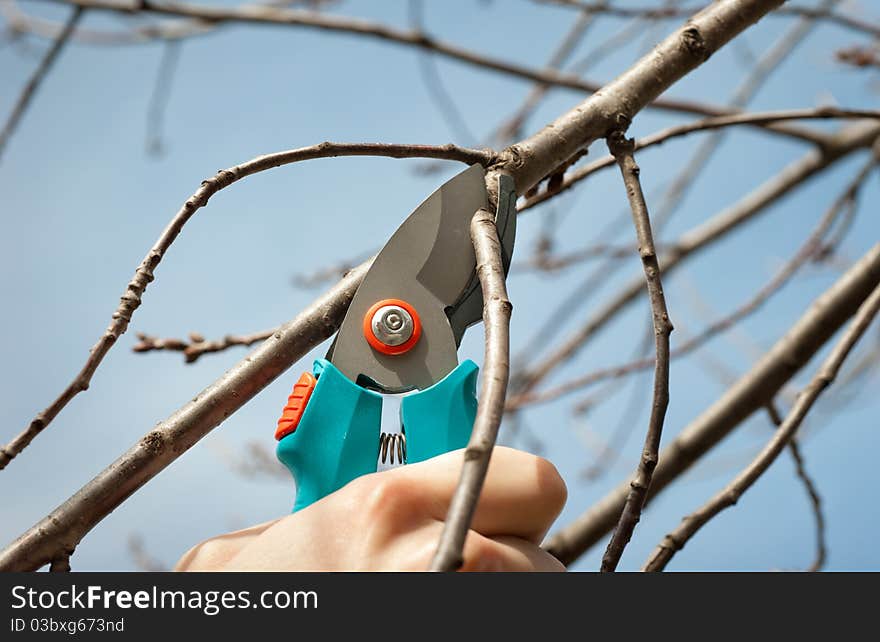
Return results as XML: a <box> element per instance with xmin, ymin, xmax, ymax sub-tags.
<box><xmin>327</xmin><ymin>164</ymin><xmax>489</xmax><ymax>392</ymax></box>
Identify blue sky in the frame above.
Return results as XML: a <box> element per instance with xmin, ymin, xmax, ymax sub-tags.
<box><xmin>1</xmin><ymin>0</ymin><xmax>878</xmax><ymax>571</ymax></box>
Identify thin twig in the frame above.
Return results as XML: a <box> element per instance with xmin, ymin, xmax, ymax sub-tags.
<box><xmin>489</xmin><ymin>9</ymin><xmax>599</xmax><ymax>145</ymax></box>
<box><xmin>650</xmin><ymin>0</ymin><xmax>839</xmax><ymax>232</ymax></box>
<box><xmin>0</xmin><ymin>260</ymin><xmax>370</xmax><ymax>570</ymax></box>
<box><xmin>642</xmin><ymin>283</ymin><xmax>880</xmax><ymax>571</ymax></box>
<box><xmin>0</xmin><ymin>141</ymin><xmax>492</xmax><ymax>471</ymax></box>
<box><xmin>513</xmin><ymin>121</ymin><xmax>880</xmax><ymax>400</ymax></box>
<box><xmin>836</xmin><ymin>44</ymin><xmax>880</xmax><ymax>70</ymax></box>
<box><xmin>132</xmin><ymin>328</ymin><xmax>277</xmax><ymax>363</ymax></box>
<box><xmin>35</xmin><ymin>0</ymin><xmax>811</xmax><ymax>135</ymax></box>
<box><xmin>521</xmin><ymin>107</ymin><xmax>879</xmax><ymax>212</ymax></box>
<box><xmin>766</xmin><ymin>403</ymin><xmax>826</xmax><ymax>572</ymax></box>
<box><xmin>408</xmin><ymin>0</ymin><xmax>476</xmax><ymax>144</ymax></box>
<box><xmin>145</xmin><ymin>39</ymin><xmax>181</xmax><ymax>156</ymax></box>
<box><xmin>0</xmin><ymin>0</ymin><xmax>808</xmax><ymax>569</ymax></box>
<box><xmin>0</xmin><ymin>5</ymin><xmax>82</xmax><ymax>161</ymax></box>
<box><xmin>430</xmin><ymin>206</ymin><xmax>513</xmax><ymax>571</ymax></box>
<box><xmin>600</xmin><ymin>133</ymin><xmax>673</xmax><ymax>572</ymax></box>
<box><xmin>509</xmin><ymin>149</ymin><xmax>879</xmax><ymax>409</ymax></box>
<box><xmin>544</xmin><ymin>243</ymin><xmax>880</xmax><ymax>566</ymax></box>
<box><xmin>0</xmin><ymin>0</ymin><xmax>338</xmax><ymax>45</ymax></box>
<box><xmin>535</xmin><ymin>0</ymin><xmax>880</xmax><ymax>39</ymax></box>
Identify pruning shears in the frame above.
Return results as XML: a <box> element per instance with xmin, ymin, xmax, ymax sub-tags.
<box><xmin>274</xmin><ymin>164</ymin><xmax>516</xmax><ymax>512</ymax></box>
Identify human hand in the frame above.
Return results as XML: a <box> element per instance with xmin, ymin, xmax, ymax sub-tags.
<box><xmin>175</xmin><ymin>446</ymin><xmax>567</xmax><ymax>571</ymax></box>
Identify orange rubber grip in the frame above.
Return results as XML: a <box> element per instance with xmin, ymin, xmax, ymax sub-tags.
<box><xmin>275</xmin><ymin>371</ymin><xmax>317</xmax><ymax>441</ymax></box>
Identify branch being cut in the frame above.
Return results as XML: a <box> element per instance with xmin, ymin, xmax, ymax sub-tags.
<box><xmin>0</xmin><ymin>141</ymin><xmax>490</xmax><ymax>471</ymax></box>
<box><xmin>642</xmin><ymin>282</ymin><xmax>880</xmax><ymax>571</ymax></box>
<box><xmin>600</xmin><ymin>133</ymin><xmax>673</xmax><ymax>572</ymax></box>
<box><xmin>544</xmin><ymin>243</ymin><xmax>880</xmax><ymax>566</ymax></box>
<box><xmin>431</xmin><ymin>206</ymin><xmax>513</xmax><ymax>572</ymax></box>
<box><xmin>0</xmin><ymin>5</ymin><xmax>82</xmax><ymax>161</ymax></box>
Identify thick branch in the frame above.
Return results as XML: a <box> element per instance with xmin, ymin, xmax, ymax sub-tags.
<box><xmin>0</xmin><ymin>142</ymin><xmax>487</xmax><ymax>471</ymax></box>
<box><xmin>430</xmin><ymin>207</ymin><xmax>513</xmax><ymax>571</ymax></box>
<box><xmin>0</xmin><ymin>0</ymin><xmax>817</xmax><ymax>567</ymax></box>
<box><xmin>505</xmin><ymin>0</ymin><xmax>787</xmax><ymax>193</ymax></box>
<box><xmin>642</xmin><ymin>281</ymin><xmax>880</xmax><ymax>571</ymax></box>
<box><xmin>0</xmin><ymin>261</ymin><xmax>369</xmax><ymax>571</ymax></box>
<box><xmin>49</xmin><ymin>554</ymin><xmax>71</xmax><ymax>572</ymax></box>
<box><xmin>544</xmin><ymin>243</ymin><xmax>880</xmax><ymax>566</ymax></box>
<box><xmin>600</xmin><ymin>133</ymin><xmax>673</xmax><ymax>572</ymax></box>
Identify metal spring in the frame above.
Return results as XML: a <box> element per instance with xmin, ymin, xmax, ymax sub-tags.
<box><xmin>379</xmin><ymin>430</ymin><xmax>407</xmax><ymax>465</ymax></box>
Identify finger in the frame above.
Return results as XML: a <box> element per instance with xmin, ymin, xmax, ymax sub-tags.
<box><xmin>389</xmin><ymin>446</ymin><xmax>567</xmax><ymax>544</ymax></box>
<box><xmin>459</xmin><ymin>531</ymin><xmax>566</xmax><ymax>572</ymax></box>
<box><xmin>174</xmin><ymin>519</ymin><xmax>280</xmax><ymax>571</ymax></box>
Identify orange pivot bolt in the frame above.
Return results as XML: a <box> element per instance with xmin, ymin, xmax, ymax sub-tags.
<box><xmin>275</xmin><ymin>371</ymin><xmax>317</xmax><ymax>440</ymax></box>
<box><xmin>363</xmin><ymin>298</ymin><xmax>422</xmax><ymax>355</ymax></box>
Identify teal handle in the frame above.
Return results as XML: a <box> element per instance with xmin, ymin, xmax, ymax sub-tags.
<box><xmin>402</xmin><ymin>359</ymin><xmax>478</xmax><ymax>464</ymax></box>
<box><xmin>276</xmin><ymin>359</ymin><xmax>479</xmax><ymax>512</ymax></box>
<box><xmin>276</xmin><ymin>359</ymin><xmax>382</xmax><ymax>512</ymax></box>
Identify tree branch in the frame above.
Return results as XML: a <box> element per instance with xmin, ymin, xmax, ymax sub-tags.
<box><xmin>0</xmin><ymin>4</ymin><xmax>82</xmax><ymax>161</ymax></box>
<box><xmin>504</xmin><ymin>0</ymin><xmax>787</xmax><ymax>193</ymax></box>
<box><xmin>535</xmin><ymin>0</ymin><xmax>880</xmax><ymax>39</ymax></box>
<box><xmin>766</xmin><ymin>402</ymin><xmax>826</xmax><ymax>572</ymax></box>
<box><xmin>642</xmin><ymin>281</ymin><xmax>880</xmax><ymax>571</ymax></box>
<box><xmin>430</xmin><ymin>206</ymin><xmax>513</xmax><ymax>571</ymax></box>
<box><xmin>647</xmin><ymin>0</ymin><xmax>840</xmax><ymax>230</ymax></box>
<box><xmin>0</xmin><ymin>260</ymin><xmax>369</xmax><ymax>570</ymax></box>
<box><xmin>0</xmin><ymin>142</ymin><xmax>489</xmax><ymax>471</ymax></box>
<box><xmin>544</xmin><ymin>243</ymin><xmax>880</xmax><ymax>566</ymax></box>
<box><xmin>49</xmin><ymin>553</ymin><xmax>71</xmax><ymax>572</ymax></box>
<box><xmin>521</xmin><ymin>108</ymin><xmax>879</xmax><ymax>212</ymax></box>
<box><xmin>0</xmin><ymin>0</ymin><xmax>809</xmax><ymax>567</ymax></box>
<box><xmin>31</xmin><ymin>0</ymin><xmax>816</xmax><ymax>140</ymax></box>
<box><xmin>600</xmin><ymin>133</ymin><xmax>673</xmax><ymax>572</ymax></box>
<box><xmin>132</xmin><ymin>329</ymin><xmax>277</xmax><ymax>363</ymax></box>
<box><xmin>509</xmin><ymin>146</ymin><xmax>879</xmax><ymax>409</ymax></box>
<box><xmin>513</xmin><ymin>120</ymin><xmax>880</xmax><ymax>399</ymax></box>
<box><xmin>488</xmin><ymin>8</ymin><xmax>599</xmax><ymax>145</ymax></box>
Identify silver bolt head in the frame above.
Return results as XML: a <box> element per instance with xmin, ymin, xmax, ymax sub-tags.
<box><xmin>371</xmin><ymin>305</ymin><xmax>414</xmax><ymax>347</ymax></box>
